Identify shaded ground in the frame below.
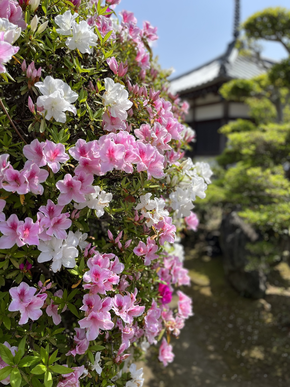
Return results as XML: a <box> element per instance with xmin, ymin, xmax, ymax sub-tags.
<box><xmin>139</xmin><ymin>247</ymin><xmax>290</xmax><ymax>387</ymax></box>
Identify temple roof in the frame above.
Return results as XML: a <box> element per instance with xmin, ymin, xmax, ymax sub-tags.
<box><xmin>170</xmin><ymin>41</ymin><xmax>275</xmax><ymax>96</ymax></box>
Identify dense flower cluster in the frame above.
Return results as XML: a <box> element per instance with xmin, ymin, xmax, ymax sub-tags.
<box><xmin>0</xmin><ymin>0</ymin><xmax>211</xmax><ymax>386</ymax></box>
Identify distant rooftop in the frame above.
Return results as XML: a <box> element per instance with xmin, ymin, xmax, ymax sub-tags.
<box><xmin>170</xmin><ymin>41</ymin><xmax>275</xmax><ymax>96</ymax></box>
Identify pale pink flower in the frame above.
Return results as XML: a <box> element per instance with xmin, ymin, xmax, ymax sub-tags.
<box><xmin>2</xmin><ymin>166</ymin><xmax>28</xmax><ymax>194</ymax></box>
<box><xmin>79</xmin><ymin>310</ymin><xmax>114</xmax><ymax>341</ymax></box>
<box><xmin>23</xmin><ymin>139</ymin><xmax>46</xmax><ymax>166</ymax></box>
<box><xmin>0</xmin><ymin>32</ymin><xmax>19</xmax><ymax>73</ymax></box>
<box><xmin>0</xmin><ymin>214</ymin><xmax>24</xmax><ymax>248</ymax></box>
<box><xmin>67</xmin><ymin>328</ymin><xmax>89</xmax><ymax>356</ymax></box>
<box><xmin>177</xmin><ymin>291</ymin><xmax>193</xmax><ymax>319</ymax></box>
<box><xmin>57</xmin><ymin>366</ymin><xmax>85</xmax><ymax>387</ymax></box>
<box><xmin>23</xmin><ymin>161</ymin><xmax>49</xmax><ymax>195</ymax></box>
<box><xmin>43</xmin><ymin>140</ymin><xmax>69</xmax><ymax>173</ymax></box>
<box><xmin>0</xmin><ymin>0</ymin><xmax>26</xmax><ymax>29</ymax></box>
<box><xmin>99</xmin><ymin>137</ymin><xmax>125</xmax><ymax>173</ymax></box>
<box><xmin>120</xmin><ymin>10</ymin><xmax>137</xmax><ymax>25</ymax></box>
<box><xmin>136</xmin><ymin>142</ymin><xmax>165</xmax><ymax>180</ymax></box>
<box><xmin>158</xmin><ymin>338</ymin><xmax>174</xmax><ymax>367</ymax></box>
<box><xmin>102</xmin><ymin>112</ymin><xmax>126</xmax><ymax>132</ymax></box>
<box><xmin>142</xmin><ymin>21</ymin><xmax>158</xmax><ymax>42</ymax></box>
<box><xmin>8</xmin><ymin>282</ymin><xmax>36</xmax><ymax>311</ymax></box>
<box><xmin>17</xmin><ymin>217</ymin><xmax>39</xmax><ymax>246</ymax></box>
<box><xmin>56</xmin><ymin>174</ymin><xmax>86</xmax><ymax>205</ymax></box>
<box><xmin>185</xmin><ymin>212</ymin><xmax>199</xmax><ymax>231</ymax></box>
<box><xmin>155</xmin><ymin>216</ymin><xmax>176</xmax><ymax>245</ymax></box>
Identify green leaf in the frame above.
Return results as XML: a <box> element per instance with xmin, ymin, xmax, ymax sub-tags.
<box><xmin>50</xmin><ymin>364</ymin><xmax>73</xmax><ymax>374</ymax></box>
<box><xmin>0</xmin><ymin>343</ymin><xmax>14</xmax><ymax>365</ymax></box>
<box><xmin>16</xmin><ymin>336</ymin><xmax>26</xmax><ymax>360</ymax></box>
<box><xmin>18</xmin><ymin>356</ymin><xmax>39</xmax><ymax>367</ymax></box>
<box><xmin>2</xmin><ymin>316</ymin><xmax>11</xmax><ymax>330</ymax></box>
<box><xmin>0</xmin><ymin>366</ymin><xmax>12</xmax><ymax>381</ymax></box>
<box><xmin>31</xmin><ymin>377</ymin><xmax>43</xmax><ymax>387</ymax></box>
<box><xmin>48</xmin><ymin>350</ymin><xmax>58</xmax><ymax>365</ymax></box>
<box><xmin>31</xmin><ymin>364</ymin><xmax>47</xmax><ymax>375</ymax></box>
<box><xmin>68</xmin><ymin>303</ymin><xmax>79</xmax><ymax>318</ymax></box>
<box><xmin>103</xmin><ymin>30</ymin><xmax>112</xmax><ymax>43</ymax></box>
<box><xmin>44</xmin><ymin>371</ymin><xmax>53</xmax><ymax>387</ymax></box>
<box><xmin>40</xmin><ymin>346</ymin><xmax>48</xmax><ymax>365</ymax></box>
<box><xmin>90</xmin><ymin>345</ymin><xmax>105</xmax><ymax>351</ymax></box>
<box><xmin>10</xmin><ymin>368</ymin><xmax>21</xmax><ymax>387</ymax></box>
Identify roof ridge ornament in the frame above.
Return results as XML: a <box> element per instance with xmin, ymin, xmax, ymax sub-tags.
<box><xmin>233</xmin><ymin>0</ymin><xmax>240</xmax><ymax>39</ymax></box>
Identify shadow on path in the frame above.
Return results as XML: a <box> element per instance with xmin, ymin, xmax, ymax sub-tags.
<box><xmin>140</xmin><ymin>250</ymin><xmax>290</xmax><ymax>387</ymax></box>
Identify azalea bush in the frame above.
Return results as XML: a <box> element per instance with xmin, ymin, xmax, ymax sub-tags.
<box><xmin>0</xmin><ymin>0</ymin><xmax>211</xmax><ymax>386</ymax></box>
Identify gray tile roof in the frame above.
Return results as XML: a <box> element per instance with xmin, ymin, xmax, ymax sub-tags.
<box><xmin>170</xmin><ymin>42</ymin><xmax>275</xmax><ymax>95</ymax></box>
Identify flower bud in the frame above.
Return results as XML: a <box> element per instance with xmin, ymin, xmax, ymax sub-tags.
<box><xmin>37</xmin><ymin>20</ymin><xmax>49</xmax><ymax>34</ymax></box>
<box><xmin>30</xmin><ymin>15</ymin><xmax>39</xmax><ymax>32</ymax></box>
<box><xmin>28</xmin><ymin>96</ymin><xmax>35</xmax><ymax>114</ymax></box>
<box><xmin>28</xmin><ymin>0</ymin><xmax>40</xmax><ymax>12</ymax></box>
<box><xmin>21</xmin><ymin>60</ymin><xmax>26</xmax><ymax>72</ymax></box>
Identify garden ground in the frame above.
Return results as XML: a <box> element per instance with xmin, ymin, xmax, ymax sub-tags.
<box><xmin>139</xmin><ymin>244</ymin><xmax>290</xmax><ymax>387</ymax></box>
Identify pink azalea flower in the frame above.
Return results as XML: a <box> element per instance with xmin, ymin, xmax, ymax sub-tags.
<box><xmin>0</xmin><ymin>32</ymin><xmax>19</xmax><ymax>73</ymax></box>
<box><xmin>8</xmin><ymin>282</ymin><xmax>36</xmax><ymax>311</ymax></box>
<box><xmin>0</xmin><ymin>214</ymin><xmax>24</xmax><ymax>248</ymax></box>
<box><xmin>78</xmin><ymin>310</ymin><xmax>114</xmax><ymax>341</ymax></box>
<box><xmin>136</xmin><ymin>142</ymin><xmax>165</xmax><ymax>180</ymax></box>
<box><xmin>177</xmin><ymin>290</ymin><xmax>193</xmax><ymax>319</ymax></box>
<box><xmin>99</xmin><ymin>137</ymin><xmax>125</xmax><ymax>173</ymax></box>
<box><xmin>69</xmin><ymin>139</ymin><xmax>96</xmax><ymax>161</ymax></box>
<box><xmin>17</xmin><ymin>217</ymin><xmax>39</xmax><ymax>246</ymax></box>
<box><xmin>43</xmin><ymin>140</ymin><xmax>69</xmax><ymax>173</ymax></box>
<box><xmin>57</xmin><ymin>366</ymin><xmax>85</xmax><ymax>387</ymax></box>
<box><xmin>144</xmin><ymin>300</ymin><xmax>162</xmax><ymax>344</ymax></box>
<box><xmin>102</xmin><ymin>112</ymin><xmax>126</xmax><ymax>132</ymax></box>
<box><xmin>23</xmin><ymin>161</ymin><xmax>49</xmax><ymax>195</ymax></box>
<box><xmin>56</xmin><ymin>174</ymin><xmax>86</xmax><ymax>205</ymax></box>
<box><xmin>120</xmin><ymin>10</ymin><xmax>137</xmax><ymax>24</ymax></box>
<box><xmin>155</xmin><ymin>216</ymin><xmax>176</xmax><ymax>245</ymax></box>
<box><xmin>46</xmin><ymin>290</ymin><xmax>64</xmax><ymax>325</ymax></box>
<box><xmin>2</xmin><ymin>166</ymin><xmax>28</xmax><ymax>194</ymax></box>
<box><xmin>38</xmin><ymin>199</ymin><xmax>63</xmax><ymax>220</ymax></box>
<box><xmin>74</xmin><ymin>171</ymin><xmax>95</xmax><ymax>195</ymax></box>
<box><xmin>67</xmin><ymin>328</ymin><xmax>89</xmax><ymax>357</ymax></box>
<box><xmin>9</xmin><ymin>282</ymin><xmax>45</xmax><ymax>325</ymax></box>
<box><xmin>185</xmin><ymin>211</ymin><xmax>199</xmax><ymax>231</ymax></box>
<box><xmin>158</xmin><ymin>283</ymin><xmax>172</xmax><ymax>305</ymax></box>
<box><xmin>0</xmin><ymin>0</ymin><xmax>26</xmax><ymax>29</ymax></box>
<box><xmin>23</xmin><ymin>139</ymin><xmax>46</xmax><ymax>167</ymax></box>
<box><xmin>46</xmin><ymin>213</ymin><xmax>72</xmax><ymax>240</ymax></box>
<box><xmin>158</xmin><ymin>337</ymin><xmax>174</xmax><ymax>367</ymax></box>
<box><xmin>142</xmin><ymin>20</ymin><xmax>158</xmax><ymax>42</ymax></box>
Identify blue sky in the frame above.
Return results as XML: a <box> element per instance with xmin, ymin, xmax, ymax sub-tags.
<box><xmin>117</xmin><ymin>0</ymin><xmax>290</xmax><ymax>78</ymax></box>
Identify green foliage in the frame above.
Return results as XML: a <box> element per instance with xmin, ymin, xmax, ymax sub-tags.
<box><xmin>203</xmin><ymin>6</ymin><xmax>290</xmax><ymax>271</ymax></box>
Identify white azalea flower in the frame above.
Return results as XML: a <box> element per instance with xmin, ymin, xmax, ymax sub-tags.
<box><xmin>169</xmin><ymin>187</ymin><xmax>194</xmax><ymax>218</ymax></box>
<box><xmin>66</xmin><ymin>20</ymin><xmax>98</xmax><ymax>54</ymax></box>
<box><xmin>37</xmin><ymin>233</ymin><xmax>78</xmax><ymax>273</ymax></box>
<box><xmin>135</xmin><ymin>195</ymin><xmax>169</xmax><ymax>227</ymax></box>
<box><xmin>126</xmin><ymin>364</ymin><xmax>144</xmax><ymax>387</ymax></box>
<box><xmin>35</xmin><ymin>76</ymin><xmax>78</xmax><ymax>123</ymax></box>
<box><xmin>37</xmin><ymin>91</ymin><xmax>76</xmax><ymax>123</ymax></box>
<box><xmin>75</xmin><ymin>186</ymin><xmax>113</xmax><ymax>217</ymax></box>
<box><xmin>37</xmin><ymin>237</ymin><xmax>63</xmax><ymax>264</ymax></box>
<box><xmin>103</xmin><ymin>78</ymin><xmax>133</xmax><ymax>120</ymax></box>
<box><xmin>0</xmin><ymin>18</ymin><xmax>21</xmax><ymax>44</ymax></box>
<box><xmin>74</xmin><ymin>230</ymin><xmax>89</xmax><ymax>250</ymax></box>
<box><xmin>35</xmin><ymin>76</ymin><xmax>78</xmax><ymax>103</ymax></box>
<box><xmin>91</xmin><ymin>352</ymin><xmax>102</xmax><ymax>375</ymax></box>
<box><xmin>194</xmin><ymin>161</ymin><xmax>213</xmax><ymax>184</ymax></box>
<box><xmin>55</xmin><ymin>10</ymin><xmax>77</xmax><ymax>35</ymax></box>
